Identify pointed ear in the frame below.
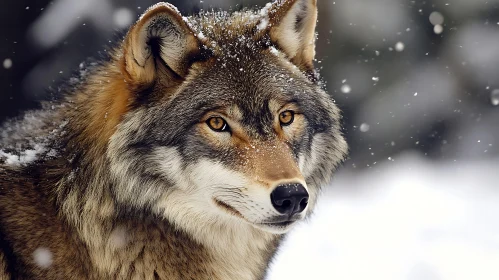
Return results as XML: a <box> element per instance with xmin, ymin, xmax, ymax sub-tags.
<box><xmin>122</xmin><ymin>3</ymin><xmax>204</xmax><ymax>85</ymax></box>
<box><xmin>264</xmin><ymin>0</ymin><xmax>318</xmax><ymax>71</ymax></box>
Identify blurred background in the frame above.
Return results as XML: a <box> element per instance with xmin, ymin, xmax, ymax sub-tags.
<box><xmin>1</xmin><ymin>0</ymin><xmax>498</xmax><ymax>279</ymax></box>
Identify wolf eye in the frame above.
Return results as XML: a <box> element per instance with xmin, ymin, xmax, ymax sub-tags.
<box><xmin>279</xmin><ymin>110</ymin><xmax>295</xmax><ymax>126</ymax></box>
<box><xmin>207</xmin><ymin>117</ymin><xmax>230</xmax><ymax>132</ymax></box>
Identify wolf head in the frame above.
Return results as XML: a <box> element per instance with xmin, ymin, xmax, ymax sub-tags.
<box><xmin>105</xmin><ymin>0</ymin><xmax>347</xmax><ymax>235</ymax></box>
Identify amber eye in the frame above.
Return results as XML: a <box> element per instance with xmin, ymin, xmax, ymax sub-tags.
<box><xmin>279</xmin><ymin>110</ymin><xmax>295</xmax><ymax>126</ymax></box>
<box><xmin>207</xmin><ymin>117</ymin><xmax>230</xmax><ymax>132</ymax></box>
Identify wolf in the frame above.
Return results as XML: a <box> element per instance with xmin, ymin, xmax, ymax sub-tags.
<box><xmin>0</xmin><ymin>0</ymin><xmax>347</xmax><ymax>279</ymax></box>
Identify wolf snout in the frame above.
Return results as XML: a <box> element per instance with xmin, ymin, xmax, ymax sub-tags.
<box><xmin>270</xmin><ymin>183</ymin><xmax>309</xmax><ymax>216</ymax></box>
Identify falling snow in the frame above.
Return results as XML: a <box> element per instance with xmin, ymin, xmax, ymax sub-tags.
<box><xmin>33</xmin><ymin>248</ymin><xmax>53</xmax><ymax>269</ymax></box>
<box><xmin>434</xmin><ymin>24</ymin><xmax>443</xmax><ymax>34</ymax></box>
<box><xmin>341</xmin><ymin>84</ymin><xmax>351</xmax><ymax>94</ymax></box>
<box><xmin>429</xmin><ymin>11</ymin><xmax>444</xmax><ymax>26</ymax></box>
<box><xmin>3</xmin><ymin>58</ymin><xmax>12</xmax><ymax>69</ymax></box>
<box><xmin>113</xmin><ymin>7</ymin><xmax>134</xmax><ymax>28</ymax></box>
<box><xmin>360</xmin><ymin>123</ymin><xmax>370</xmax><ymax>132</ymax></box>
<box><xmin>395</xmin><ymin>42</ymin><xmax>405</xmax><ymax>52</ymax></box>
<box><xmin>491</xmin><ymin>89</ymin><xmax>499</xmax><ymax>106</ymax></box>
<box><xmin>109</xmin><ymin>227</ymin><xmax>129</xmax><ymax>249</ymax></box>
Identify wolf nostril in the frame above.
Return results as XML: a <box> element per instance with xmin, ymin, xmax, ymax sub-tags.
<box><xmin>299</xmin><ymin>197</ymin><xmax>308</xmax><ymax>210</ymax></box>
<box><xmin>281</xmin><ymin>199</ymin><xmax>291</xmax><ymax>208</ymax></box>
<box><xmin>270</xmin><ymin>183</ymin><xmax>309</xmax><ymax>216</ymax></box>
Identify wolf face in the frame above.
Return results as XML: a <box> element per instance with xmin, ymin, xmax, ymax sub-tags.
<box><xmin>106</xmin><ymin>0</ymin><xmax>347</xmax><ymax>235</ymax></box>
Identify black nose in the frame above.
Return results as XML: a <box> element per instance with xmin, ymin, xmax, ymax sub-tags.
<box><xmin>270</xmin><ymin>183</ymin><xmax>309</xmax><ymax>216</ymax></box>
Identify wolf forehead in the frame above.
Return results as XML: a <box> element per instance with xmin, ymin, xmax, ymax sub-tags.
<box><xmin>170</xmin><ymin>61</ymin><xmax>332</xmax><ymax>127</ymax></box>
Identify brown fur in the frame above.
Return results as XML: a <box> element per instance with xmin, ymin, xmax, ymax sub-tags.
<box><xmin>78</xmin><ymin>71</ymin><xmax>133</xmax><ymax>150</ymax></box>
<box><xmin>243</xmin><ymin>141</ymin><xmax>304</xmax><ymax>189</ymax></box>
<box><xmin>0</xmin><ymin>251</ymin><xmax>10</xmax><ymax>279</ymax></box>
<box><xmin>0</xmin><ymin>165</ymin><xmax>93</xmax><ymax>279</ymax></box>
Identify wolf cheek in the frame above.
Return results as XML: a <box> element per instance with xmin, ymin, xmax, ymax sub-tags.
<box><xmin>148</xmin><ymin>142</ymin><xmax>311</xmax><ymax>235</ymax></box>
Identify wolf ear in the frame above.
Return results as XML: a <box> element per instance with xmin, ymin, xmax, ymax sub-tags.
<box><xmin>264</xmin><ymin>0</ymin><xmax>318</xmax><ymax>71</ymax></box>
<box><xmin>122</xmin><ymin>3</ymin><xmax>203</xmax><ymax>85</ymax></box>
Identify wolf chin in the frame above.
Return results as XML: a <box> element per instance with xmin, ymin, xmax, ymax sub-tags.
<box><xmin>0</xmin><ymin>0</ymin><xmax>347</xmax><ymax>279</ymax></box>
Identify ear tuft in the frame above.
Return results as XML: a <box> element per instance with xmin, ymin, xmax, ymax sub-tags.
<box><xmin>123</xmin><ymin>3</ymin><xmax>203</xmax><ymax>85</ymax></box>
<box><xmin>263</xmin><ymin>0</ymin><xmax>318</xmax><ymax>71</ymax></box>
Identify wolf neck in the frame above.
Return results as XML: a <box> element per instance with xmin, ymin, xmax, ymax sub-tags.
<box><xmin>154</xmin><ymin>189</ymin><xmax>282</xmax><ymax>279</ymax></box>
<box><xmin>57</xmin><ymin>161</ymin><xmax>281</xmax><ymax>279</ymax></box>
<box><xmin>60</xmin><ymin>183</ymin><xmax>280</xmax><ymax>280</ymax></box>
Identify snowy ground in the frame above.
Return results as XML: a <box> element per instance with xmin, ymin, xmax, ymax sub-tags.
<box><xmin>268</xmin><ymin>153</ymin><xmax>499</xmax><ymax>280</ymax></box>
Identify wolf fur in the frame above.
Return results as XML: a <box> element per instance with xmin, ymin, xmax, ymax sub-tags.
<box><xmin>0</xmin><ymin>0</ymin><xmax>348</xmax><ymax>279</ymax></box>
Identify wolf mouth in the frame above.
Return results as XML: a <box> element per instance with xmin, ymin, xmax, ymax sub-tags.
<box><xmin>258</xmin><ymin>221</ymin><xmax>295</xmax><ymax>228</ymax></box>
<box><xmin>213</xmin><ymin>198</ymin><xmax>301</xmax><ymax>229</ymax></box>
<box><xmin>213</xmin><ymin>198</ymin><xmax>245</xmax><ymax>219</ymax></box>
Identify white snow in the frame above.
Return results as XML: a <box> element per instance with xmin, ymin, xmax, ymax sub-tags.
<box><xmin>256</xmin><ymin>2</ymin><xmax>271</xmax><ymax>31</ymax></box>
<box><xmin>490</xmin><ymin>89</ymin><xmax>499</xmax><ymax>106</ymax></box>
<box><xmin>395</xmin><ymin>41</ymin><xmax>405</xmax><ymax>52</ymax></box>
<box><xmin>257</xmin><ymin>17</ymin><xmax>269</xmax><ymax>31</ymax></box>
<box><xmin>3</xmin><ymin>58</ymin><xmax>12</xmax><ymax>69</ymax></box>
<box><xmin>197</xmin><ymin>31</ymin><xmax>206</xmax><ymax>40</ymax></box>
<box><xmin>341</xmin><ymin>84</ymin><xmax>351</xmax><ymax>94</ymax></box>
<box><xmin>0</xmin><ymin>144</ymin><xmax>46</xmax><ymax>167</ymax></box>
<box><xmin>33</xmin><ymin>247</ymin><xmax>53</xmax><ymax>269</ymax></box>
<box><xmin>113</xmin><ymin>7</ymin><xmax>134</xmax><ymax>29</ymax></box>
<box><xmin>269</xmin><ymin>46</ymin><xmax>279</xmax><ymax>56</ymax></box>
<box><xmin>109</xmin><ymin>227</ymin><xmax>129</xmax><ymax>249</ymax></box>
<box><xmin>268</xmin><ymin>154</ymin><xmax>499</xmax><ymax>280</ymax></box>
<box><xmin>429</xmin><ymin>11</ymin><xmax>444</xmax><ymax>26</ymax></box>
<box><xmin>0</xmin><ymin>110</ymin><xmax>66</xmax><ymax>167</ymax></box>
<box><xmin>434</xmin><ymin>24</ymin><xmax>444</xmax><ymax>35</ymax></box>
<box><xmin>359</xmin><ymin>123</ymin><xmax>370</xmax><ymax>132</ymax></box>
<box><xmin>259</xmin><ymin>2</ymin><xmax>272</xmax><ymax>16</ymax></box>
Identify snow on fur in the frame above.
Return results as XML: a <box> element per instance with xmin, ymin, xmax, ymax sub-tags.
<box><xmin>0</xmin><ymin>106</ymin><xmax>66</xmax><ymax>167</ymax></box>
